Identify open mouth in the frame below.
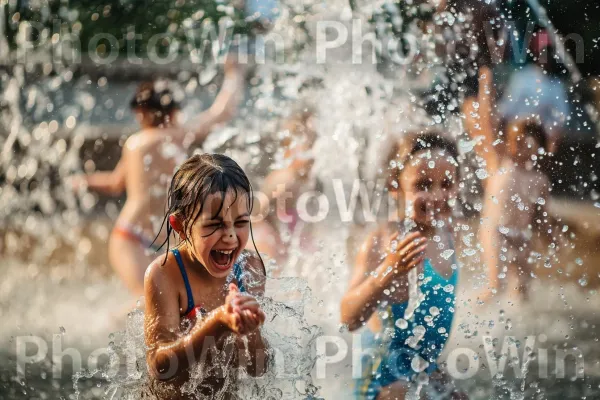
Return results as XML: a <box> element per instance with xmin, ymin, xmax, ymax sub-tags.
<box><xmin>210</xmin><ymin>248</ymin><xmax>237</xmax><ymax>271</ymax></box>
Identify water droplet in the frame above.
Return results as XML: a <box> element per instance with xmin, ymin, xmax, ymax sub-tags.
<box><xmin>395</xmin><ymin>318</ymin><xmax>408</xmax><ymax>329</ymax></box>
<box><xmin>429</xmin><ymin>306</ymin><xmax>440</xmax><ymax>317</ymax></box>
<box><xmin>59</xmin><ymin>326</ymin><xmax>66</xmax><ymax>334</ymax></box>
<box><xmin>475</xmin><ymin>169</ymin><xmax>488</xmax><ymax>180</ymax></box>
<box><xmin>411</xmin><ymin>355</ymin><xmax>430</xmax><ymax>373</ymax></box>
<box><xmin>462</xmin><ymin>248</ymin><xmax>476</xmax><ymax>257</ymax></box>
<box><xmin>537</xmin><ymin>197</ymin><xmax>546</xmax><ymax>205</ymax></box>
<box><xmin>441</xmin><ymin>249</ymin><xmax>454</xmax><ymax>260</ymax></box>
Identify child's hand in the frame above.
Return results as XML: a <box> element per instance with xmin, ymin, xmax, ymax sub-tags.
<box><xmin>222</xmin><ymin>283</ymin><xmax>265</xmax><ymax>335</ymax></box>
<box><xmin>381</xmin><ymin>231</ymin><xmax>427</xmax><ymax>277</ymax></box>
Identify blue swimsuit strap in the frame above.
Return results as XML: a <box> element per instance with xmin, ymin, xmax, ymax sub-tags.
<box><xmin>172</xmin><ymin>249</ymin><xmax>246</xmax><ymax>315</ymax></box>
<box><xmin>171</xmin><ymin>248</ymin><xmax>195</xmax><ymax>315</ymax></box>
<box><xmin>234</xmin><ymin>262</ymin><xmax>245</xmax><ymax>292</ymax></box>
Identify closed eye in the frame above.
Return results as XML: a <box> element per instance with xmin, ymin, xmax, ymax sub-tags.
<box><xmin>415</xmin><ymin>179</ymin><xmax>431</xmax><ymax>192</ymax></box>
<box><xmin>442</xmin><ymin>178</ymin><xmax>454</xmax><ymax>189</ymax></box>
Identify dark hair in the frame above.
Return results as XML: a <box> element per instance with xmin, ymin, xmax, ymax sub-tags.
<box><xmin>130</xmin><ymin>81</ymin><xmax>180</xmax><ymax>126</ymax></box>
<box><xmin>385</xmin><ymin>131</ymin><xmax>459</xmax><ymax>190</ymax></box>
<box><xmin>154</xmin><ymin>153</ymin><xmax>264</xmax><ymax>272</ymax></box>
<box><xmin>509</xmin><ymin>119</ymin><xmax>548</xmax><ymax>151</ymax></box>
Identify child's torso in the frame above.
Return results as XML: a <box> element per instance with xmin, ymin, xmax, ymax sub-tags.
<box><xmin>485</xmin><ymin>160</ymin><xmax>549</xmax><ymax>239</ymax></box>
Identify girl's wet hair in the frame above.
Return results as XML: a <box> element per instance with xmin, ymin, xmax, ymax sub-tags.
<box><xmin>130</xmin><ymin>81</ymin><xmax>180</xmax><ymax>126</ymax></box>
<box><xmin>507</xmin><ymin>119</ymin><xmax>548</xmax><ymax>151</ymax></box>
<box><xmin>154</xmin><ymin>153</ymin><xmax>264</xmax><ymax>272</ymax></box>
<box><xmin>385</xmin><ymin>131</ymin><xmax>459</xmax><ymax>190</ymax></box>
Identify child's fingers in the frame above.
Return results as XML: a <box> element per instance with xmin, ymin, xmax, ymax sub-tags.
<box><xmin>235</xmin><ymin>301</ymin><xmax>261</xmax><ymax>316</ymax></box>
<box><xmin>231</xmin><ymin>313</ymin><xmax>243</xmax><ymax>333</ymax></box>
<box><xmin>397</xmin><ymin>232</ymin><xmax>423</xmax><ymax>251</ymax></box>
<box><xmin>398</xmin><ymin>237</ymin><xmax>426</xmax><ymax>259</ymax></box>
<box><xmin>233</xmin><ymin>295</ymin><xmax>260</xmax><ymax>309</ymax></box>
<box><xmin>402</xmin><ymin>244</ymin><xmax>427</xmax><ymax>263</ymax></box>
<box><xmin>229</xmin><ymin>283</ymin><xmax>239</xmax><ymax>293</ymax></box>
<box><xmin>406</xmin><ymin>255</ymin><xmax>425</xmax><ymax>270</ymax></box>
<box><xmin>257</xmin><ymin>309</ymin><xmax>266</xmax><ymax>325</ymax></box>
<box><xmin>239</xmin><ymin>310</ymin><xmax>256</xmax><ymax>332</ymax></box>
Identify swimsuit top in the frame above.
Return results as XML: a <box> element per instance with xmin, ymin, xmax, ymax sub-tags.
<box><xmin>171</xmin><ymin>248</ymin><xmax>245</xmax><ymax>320</ymax></box>
<box><xmin>377</xmin><ymin>238</ymin><xmax>458</xmax><ymax>373</ymax></box>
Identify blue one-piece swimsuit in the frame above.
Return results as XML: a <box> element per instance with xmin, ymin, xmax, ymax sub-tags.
<box><xmin>356</xmin><ymin>252</ymin><xmax>458</xmax><ymax>399</ymax></box>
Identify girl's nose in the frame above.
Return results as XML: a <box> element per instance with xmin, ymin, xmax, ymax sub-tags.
<box><xmin>222</xmin><ymin>226</ymin><xmax>237</xmax><ymax>243</ymax></box>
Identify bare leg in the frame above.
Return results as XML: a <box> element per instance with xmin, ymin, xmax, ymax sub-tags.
<box><xmin>515</xmin><ymin>255</ymin><xmax>533</xmax><ymax>301</ymax></box>
<box><xmin>108</xmin><ymin>232</ymin><xmax>154</xmax><ymax>297</ymax></box>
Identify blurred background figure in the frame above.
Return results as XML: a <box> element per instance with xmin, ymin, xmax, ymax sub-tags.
<box><xmin>68</xmin><ymin>55</ymin><xmax>245</xmax><ymax>296</ymax></box>
<box><xmin>248</xmin><ymin>104</ymin><xmax>318</xmax><ymax>273</ymax></box>
<box><xmin>498</xmin><ymin>28</ymin><xmax>569</xmax><ymax>154</ymax></box>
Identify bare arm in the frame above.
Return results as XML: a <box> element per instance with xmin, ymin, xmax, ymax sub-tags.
<box><xmin>144</xmin><ymin>262</ymin><xmax>236</xmax><ymax>381</ymax></box>
<box><xmin>479</xmin><ymin>180</ymin><xmax>503</xmax><ymax>293</ymax></box>
<box><xmin>185</xmin><ymin>55</ymin><xmax>245</xmax><ymax>145</ymax></box>
<box><xmin>340</xmin><ymin>231</ymin><xmax>426</xmax><ymax>331</ymax></box>
<box><xmin>463</xmin><ymin>66</ymin><xmax>500</xmax><ymax>176</ymax></box>
<box><xmin>73</xmin><ymin>154</ymin><xmax>127</xmax><ymax>196</ymax></box>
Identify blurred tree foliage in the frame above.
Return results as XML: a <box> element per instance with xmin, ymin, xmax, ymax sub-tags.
<box><xmin>3</xmin><ymin>0</ymin><xmax>255</xmax><ymax>59</ymax></box>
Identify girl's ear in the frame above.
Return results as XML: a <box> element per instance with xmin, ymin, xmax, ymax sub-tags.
<box><xmin>169</xmin><ymin>215</ymin><xmax>186</xmax><ymax>239</ymax></box>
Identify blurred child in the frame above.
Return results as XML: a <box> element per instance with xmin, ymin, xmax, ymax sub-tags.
<box><xmin>144</xmin><ymin>153</ymin><xmax>268</xmax><ymax>398</ymax></box>
<box><xmin>341</xmin><ymin>132</ymin><xmax>465</xmax><ymax>399</ymax></box>
<box><xmin>248</xmin><ymin>105</ymin><xmax>317</xmax><ymax>270</ymax></box>
<box><xmin>465</xmin><ymin>69</ymin><xmax>556</xmax><ymax>300</ymax></box>
<box><xmin>69</xmin><ymin>56</ymin><xmax>244</xmax><ymax>296</ymax></box>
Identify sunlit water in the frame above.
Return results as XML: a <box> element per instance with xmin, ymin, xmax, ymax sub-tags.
<box><xmin>1</xmin><ymin>0</ymin><xmax>600</xmax><ymax>399</ymax></box>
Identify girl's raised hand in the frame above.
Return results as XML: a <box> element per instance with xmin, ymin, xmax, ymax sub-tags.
<box><xmin>382</xmin><ymin>231</ymin><xmax>427</xmax><ymax>276</ymax></box>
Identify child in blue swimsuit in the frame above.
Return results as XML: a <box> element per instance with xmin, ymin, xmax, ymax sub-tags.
<box><xmin>342</xmin><ymin>132</ymin><xmax>464</xmax><ymax>399</ymax></box>
<box><xmin>143</xmin><ymin>153</ymin><xmax>269</xmax><ymax>399</ymax></box>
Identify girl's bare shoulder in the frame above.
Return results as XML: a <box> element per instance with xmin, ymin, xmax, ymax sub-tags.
<box><xmin>144</xmin><ymin>252</ymin><xmax>181</xmax><ymax>293</ymax></box>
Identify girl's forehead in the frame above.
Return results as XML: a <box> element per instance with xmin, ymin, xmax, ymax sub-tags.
<box><xmin>201</xmin><ymin>190</ymin><xmax>250</xmax><ymax>218</ymax></box>
<box><xmin>400</xmin><ymin>152</ymin><xmax>457</xmax><ymax>180</ymax></box>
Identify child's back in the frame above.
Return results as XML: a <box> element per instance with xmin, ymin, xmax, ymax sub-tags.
<box><xmin>117</xmin><ymin>128</ymin><xmax>187</xmax><ymax>244</ymax></box>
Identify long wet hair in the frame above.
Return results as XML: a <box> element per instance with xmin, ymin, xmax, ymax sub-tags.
<box><xmin>154</xmin><ymin>153</ymin><xmax>265</xmax><ymax>273</ymax></box>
